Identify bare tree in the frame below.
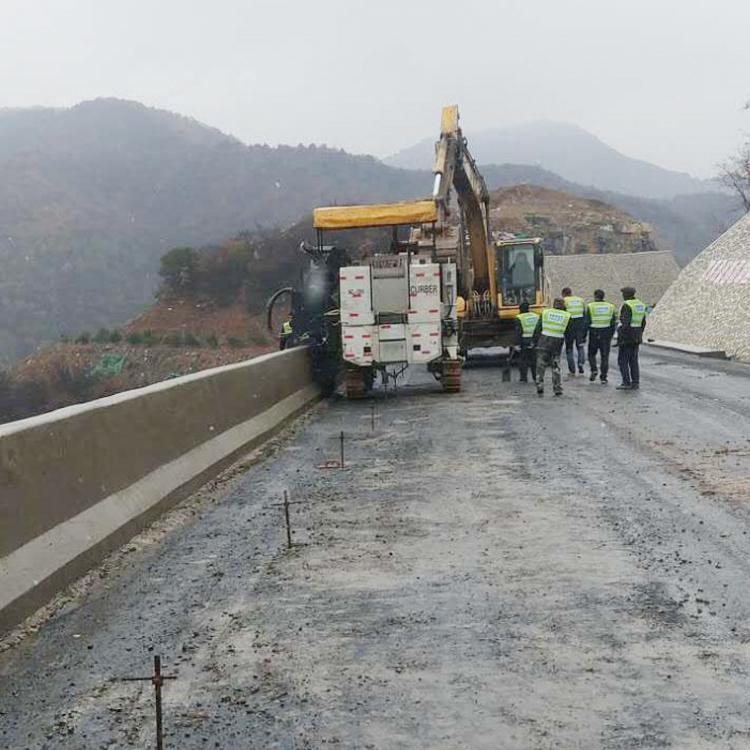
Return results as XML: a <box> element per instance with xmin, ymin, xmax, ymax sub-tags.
<box><xmin>719</xmin><ymin>145</ymin><xmax>750</xmax><ymax>213</ymax></box>
<box><xmin>719</xmin><ymin>101</ymin><xmax>750</xmax><ymax>213</ymax></box>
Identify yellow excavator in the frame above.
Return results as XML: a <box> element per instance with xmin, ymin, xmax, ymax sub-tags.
<box><xmin>288</xmin><ymin>105</ymin><xmax>544</xmax><ymax>398</ymax></box>
<box><xmin>429</xmin><ymin>105</ymin><xmax>545</xmax><ymax>354</ymax></box>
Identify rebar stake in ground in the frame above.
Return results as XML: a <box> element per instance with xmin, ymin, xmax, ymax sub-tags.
<box><xmin>268</xmin><ymin>491</ymin><xmax>307</xmax><ymax>547</ymax></box>
<box><xmin>117</xmin><ymin>655</ymin><xmax>176</xmax><ymax>750</ymax></box>
<box><xmin>283</xmin><ymin>489</ymin><xmax>292</xmax><ymax>548</ymax></box>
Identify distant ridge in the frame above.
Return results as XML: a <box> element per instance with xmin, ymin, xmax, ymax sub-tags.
<box><xmin>386</xmin><ymin>120</ymin><xmax>716</xmax><ymax>200</ymax></box>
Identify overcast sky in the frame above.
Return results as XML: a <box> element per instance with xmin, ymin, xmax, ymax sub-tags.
<box><xmin>1</xmin><ymin>0</ymin><xmax>748</xmax><ymax>177</ymax></box>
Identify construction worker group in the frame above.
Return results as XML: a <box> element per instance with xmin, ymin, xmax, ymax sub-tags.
<box><xmin>515</xmin><ymin>286</ymin><xmax>647</xmax><ymax>397</ymax></box>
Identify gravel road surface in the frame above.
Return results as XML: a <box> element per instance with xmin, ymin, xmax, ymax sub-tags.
<box><xmin>2</xmin><ymin>347</ymin><xmax>750</xmax><ymax>749</ymax></box>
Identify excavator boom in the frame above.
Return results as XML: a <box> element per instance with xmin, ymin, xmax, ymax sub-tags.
<box><xmin>432</xmin><ymin>105</ymin><xmax>494</xmax><ymax>301</ymax></box>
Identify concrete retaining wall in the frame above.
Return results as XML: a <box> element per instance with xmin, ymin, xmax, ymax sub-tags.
<box><xmin>0</xmin><ymin>347</ymin><xmax>319</xmax><ymax>633</ymax></box>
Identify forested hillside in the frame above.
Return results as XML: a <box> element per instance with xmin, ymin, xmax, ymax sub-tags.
<box><xmin>0</xmin><ymin>99</ymin><xmax>740</xmax><ymax>364</ymax></box>
<box><xmin>0</xmin><ymin>99</ymin><xmax>427</xmax><ymax>364</ymax></box>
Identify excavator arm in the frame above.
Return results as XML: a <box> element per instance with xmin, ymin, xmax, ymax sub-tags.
<box><xmin>432</xmin><ymin>105</ymin><xmax>495</xmax><ymax>303</ymax></box>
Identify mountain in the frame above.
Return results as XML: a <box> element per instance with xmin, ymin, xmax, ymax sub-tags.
<box><xmin>477</xmin><ymin>163</ymin><xmax>741</xmax><ymax>265</ymax></box>
<box><xmin>0</xmin><ymin>99</ymin><xmax>739</xmax><ymax>366</ymax></box>
<box><xmin>0</xmin><ymin>98</ymin><xmax>429</xmax><ymax>365</ymax></box>
<box><xmin>385</xmin><ymin>120</ymin><xmax>716</xmax><ymax>200</ymax></box>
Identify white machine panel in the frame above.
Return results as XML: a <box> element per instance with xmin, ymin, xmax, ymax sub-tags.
<box><xmin>377</xmin><ymin>322</ymin><xmax>407</xmax><ymax>362</ymax></box>
<box><xmin>378</xmin><ymin>323</ymin><xmax>406</xmax><ymax>341</ymax></box>
<box><xmin>339</xmin><ymin>266</ymin><xmax>374</xmax><ymax>325</ymax></box>
<box><xmin>408</xmin><ymin>322</ymin><xmax>442</xmax><ymax>363</ymax></box>
<box><xmin>342</xmin><ymin>325</ymin><xmax>375</xmax><ymax>366</ymax></box>
<box><xmin>441</xmin><ymin>263</ymin><xmax>458</xmax><ymax>321</ymax></box>
<box><xmin>371</xmin><ymin>256</ymin><xmax>408</xmax><ymax>315</ymax></box>
<box><xmin>408</xmin><ymin>263</ymin><xmax>443</xmax><ymax>324</ymax></box>
<box><xmin>378</xmin><ymin>339</ymin><xmax>407</xmax><ymax>363</ymax></box>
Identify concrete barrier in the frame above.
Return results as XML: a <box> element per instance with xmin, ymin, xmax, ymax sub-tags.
<box><xmin>0</xmin><ymin>347</ymin><xmax>319</xmax><ymax>633</ymax></box>
<box><xmin>644</xmin><ymin>340</ymin><xmax>727</xmax><ymax>359</ymax></box>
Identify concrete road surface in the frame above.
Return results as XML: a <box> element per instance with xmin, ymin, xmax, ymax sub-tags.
<box><xmin>2</xmin><ymin>347</ymin><xmax>750</xmax><ymax>748</ymax></box>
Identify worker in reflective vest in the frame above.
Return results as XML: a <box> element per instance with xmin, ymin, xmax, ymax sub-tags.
<box><xmin>515</xmin><ymin>301</ymin><xmax>540</xmax><ymax>383</ymax></box>
<box><xmin>616</xmin><ymin>286</ymin><xmax>647</xmax><ymax>390</ymax></box>
<box><xmin>562</xmin><ymin>287</ymin><xmax>587</xmax><ymax>376</ymax></box>
<box><xmin>531</xmin><ymin>298</ymin><xmax>572</xmax><ymax>397</ymax></box>
<box><xmin>585</xmin><ymin>289</ymin><xmax>617</xmax><ymax>384</ymax></box>
<box><xmin>279</xmin><ymin>318</ymin><xmax>293</xmax><ymax>350</ymax></box>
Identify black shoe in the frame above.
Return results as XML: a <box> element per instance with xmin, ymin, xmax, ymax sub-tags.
<box><xmin>537</xmin><ymin>387</ymin><xmax>544</xmax><ymax>397</ymax></box>
<box><xmin>631</xmin><ymin>383</ymin><xmax>640</xmax><ymax>390</ymax></box>
<box><xmin>601</xmin><ymin>378</ymin><xmax>608</xmax><ymax>384</ymax></box>
<box><xmin>589</xmin><ymin>373</ymin><xmax>597</xmax><ymax>382</ymax></box>
<box><xmin>520</xmin><ymin>377</ymin><xmax>528</xmax><ymax>383</ymax></box>
<box><xmin>616</xmin><ymin>383</ymin><xmax>632</xmax><ymax>391</ymax></box>
<box><xmin>554</xmin><ymin>390</ymin><xmax>563</xmax><ymax>397</ymax></box>
<box><xmin>578</xmin><ymin>366</ymin><xmax>584</xmax><ymax>374</ymax></box>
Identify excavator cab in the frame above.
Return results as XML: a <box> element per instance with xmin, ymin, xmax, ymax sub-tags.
<box><xmin>495</xmin><ymin>237</ymin><xmax>544</xmax><ymax>319</ymax></box>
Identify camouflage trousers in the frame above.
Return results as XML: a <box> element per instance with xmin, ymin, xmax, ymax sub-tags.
<box><xmin>535</xmin><ymin>349</ymin><xmax>562</xmax><ymax>394</ymax></box>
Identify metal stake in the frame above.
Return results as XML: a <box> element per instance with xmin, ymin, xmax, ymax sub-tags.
<box><xmin>117</xmin><ymin>655</ymin><xmax>176</xmax><ymax>749</ymax></box>
<box><xmin>268</xmin><ymin>493</ymin><xmax>306</xmax><ymax>545</ymax></box>
<box><xmin>283</xmin><ymin>489</ymin><xmax>292</xmax><ymax>549</ymax></box>
<box><xmin>371</xmin><ymin>404</ymin><xmax>375</xmax><ymax>432</ymax></box>
<box><xmin>154</xmin><ymin>656</ymin><xmax>164</xmax><ymax>750</ymax></box>
<box><xmin>340</xmin><ymin>430</ymin><xmax>345</xmax><ymax>468</ymax></box>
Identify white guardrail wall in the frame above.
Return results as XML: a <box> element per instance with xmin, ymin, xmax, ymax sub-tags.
<box><xmin>0</xmin><ymin>347</ymin><xmax>319</xmax><ymax>633</ymax></box>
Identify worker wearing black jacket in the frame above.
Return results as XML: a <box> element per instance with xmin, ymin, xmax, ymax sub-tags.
<box><xmin>562</xmin><ymin>287</ymin><xmax>587</xmax><ymax>375</ymax></box>
<box><xmin>616</xmin><ymin>286</ymin><xmax>647</xmax><ymax>390</ymax></box>
<box><xmin>584</xmin><ymin>289</ymin><xmax>617</xmax><ymax>384</ymax></box>
<box><xmin>514</xmin><ymin>301</ymin><xmax>539</xmax><ymax>383</ymax></box>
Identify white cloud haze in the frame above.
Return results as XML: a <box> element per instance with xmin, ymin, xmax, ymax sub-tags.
<box><xmin>1</xmin><ymin>0</ymin><xmax>748</xmax><ymax>177</ymax></box>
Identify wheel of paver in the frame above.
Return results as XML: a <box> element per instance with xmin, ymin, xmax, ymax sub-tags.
<box><xmin>442</xmin><ymin>360</ymin><xmax>462</xmax><ymax>393</ymax></box>
<box><xmin>344</xmin><ymin>368</ymin><xmax>366</xmax><ymax>399</ymax></box>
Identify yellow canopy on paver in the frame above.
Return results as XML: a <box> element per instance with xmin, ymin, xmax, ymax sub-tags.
<box><xmin>313</xmin><ymin>200</ymin><xmax>437</xmax><ymax>230</ymax></box>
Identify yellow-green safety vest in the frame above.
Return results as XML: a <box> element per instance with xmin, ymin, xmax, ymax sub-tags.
<box><xmin>516</xmin><ymin>311</ymin><xmax>539</xmax><ymax>337</ymax></box>
<box><xmin>541</xmin><ymin>308</ymin><xmax>571</xmax><ymax>338</ymax></box>
<box><xmin>587</xmin><ymin>301</ymin><xmax>616</xmax><ymax>328</ymax></box>
<box><xmin>624</xmin><ymin>298</ymin><xmax>647</xmax><ymax>328</ymax></box>
<box><xmin>281</xmin><ymin>320</ymin><xmax>292</xmax><ymax>335</ymax></box>
<box><xmin>563</xmin><ymin>295</ymin><xmax>585</xmax><ymax>318</ymax></box>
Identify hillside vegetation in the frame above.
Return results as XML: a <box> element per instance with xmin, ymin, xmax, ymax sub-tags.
<box><xmin>0</xmin><ymin>99</ymin><xmax>427</xmax><ymax>365</ymax></box>
<box><xmin>0</xmin><ymin>185</ymin><xmax>660</xmax><ymax>425</ymax></box>
<box><xmin>0</xmin><ymin>99</ymin><xmax>741</xmax><ymax>365</ymax></box>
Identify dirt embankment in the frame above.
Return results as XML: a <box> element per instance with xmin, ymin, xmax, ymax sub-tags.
<box><xmin>2</xmin><ymin>293</ymin><xmax>278</xmax><ymax>423</ymax></box>
<box><xmin>491</xmin><ymin>184</ymin><xmax>656</xmax><ymax>255</ymax></box>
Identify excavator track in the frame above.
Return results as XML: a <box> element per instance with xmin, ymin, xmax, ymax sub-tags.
<box><xmin>441</xmin><ymin>360</ymin><xmax>462</xmax><ymax>393</ymax></box>
<box><xmin>344</xmin><ymin>367</ymin><xmax>367</xmax><ymax>399</ymax></box>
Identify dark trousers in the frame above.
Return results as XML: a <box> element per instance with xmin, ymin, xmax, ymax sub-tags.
<box><xmin>618</xmin><ymin>343</ymin><xmax>640</xmax><ymax>386</ymax></box>
<box><xmin>565</xmin><ymin>319</ymin><xmax>586</xmax><ymax>373</ymax></box>
<box><xmin>518</xmin><ymin>344</ymin><xmax>537</xmax><ymax>382</ymax></box>
<box><xmin>588</xmin><ymin>330</ymin><xmax>612</xmax><ymax>379</ymax></box>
